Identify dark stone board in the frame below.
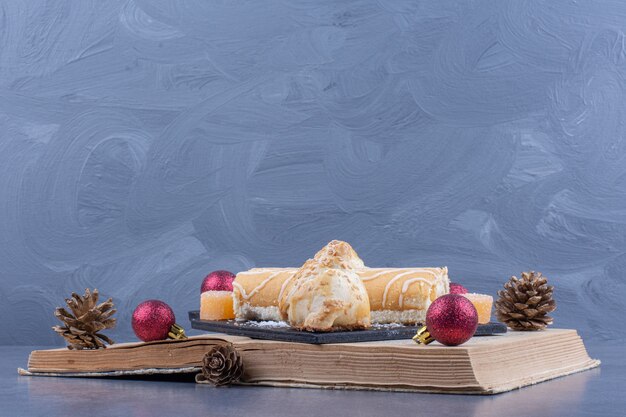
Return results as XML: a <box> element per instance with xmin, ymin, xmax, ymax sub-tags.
<box><xmin>188</xmin><ymin>311</ymin><xmax>507</xmax><ymax>344</ymax></box>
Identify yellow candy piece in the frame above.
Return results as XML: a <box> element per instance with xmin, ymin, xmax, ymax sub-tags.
<box><xmin>462</xmin><ymin>293</ymin><xmax>493</xmax><ymax>324</ymax></box>
<box><xmin>200</xmin><ymin>291</ymin><xmax>235</xmax><ymax>321</ymax></box>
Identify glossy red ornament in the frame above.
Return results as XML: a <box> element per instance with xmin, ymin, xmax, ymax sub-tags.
<box><xmin>449</xmin><ymin>282</ymin><xmax>468</xmax><ymax>295</ymax></box>
<box><xmin>201</xmin><ymin>270</ymin><xmax>235</xmax><ymax>293</ymax></box>
<box><xmin>132</xmin><ymin>300</ymin><xmax>176</xmax><ymax>342</ymax></box>
<box><xmin>425</xmin><ymin>294</ymin><xmax>478</xmax><ymax>346</ymax></box>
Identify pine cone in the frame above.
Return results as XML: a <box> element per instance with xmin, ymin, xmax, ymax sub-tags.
<box><xmin>52</xmin><ymin>289</ymin><xmax>116</xmax><ymax>349</ymax></box>
<box><xmin>195</xmin><ymin>343</ymin><xmax>244</xmax><ymax>386</ymax></box>
<box><xmin>495</xmin><ymin>271</ymin><xmax>556</xmax><ymax>331</ymax></box>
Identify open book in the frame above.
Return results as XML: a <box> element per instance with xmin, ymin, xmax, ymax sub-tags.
<box><xmin>21</xmin><ymin>329</ymin><xmax>599</xmax><ymax>394</ymax></box>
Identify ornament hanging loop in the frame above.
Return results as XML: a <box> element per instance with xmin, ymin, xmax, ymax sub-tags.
<box><xmin>413</xmin><ymin>326</ymin><xmax>434</xmax><ymax>345</ymax></box>
<box><xmin>168</xmin><ymin>323</ymin><xmax>187</xmax><ymax>340</ymax></box>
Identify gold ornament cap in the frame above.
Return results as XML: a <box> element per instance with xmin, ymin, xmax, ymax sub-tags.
<box><xmin>168</xmin><ymin>323</ymin><xmax>187</xmax><ymax>340</ymax></box>
<box><xmin>413</xmin><ymin>326</ymin><xmax>434</xmax><ymax>345</ymax></box>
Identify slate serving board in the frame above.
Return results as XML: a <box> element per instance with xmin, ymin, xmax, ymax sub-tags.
<box><xmin>188</xmin><ymin>311</ymin><xmax>507</xmax><ymax>344</ymax></box>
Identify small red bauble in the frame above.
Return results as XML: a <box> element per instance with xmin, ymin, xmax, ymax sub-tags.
<box><xmin>425</xmin><ymin>294</ymin><xmax>478</xmax><ymax>346</ymax></box>
<box><xmin>449</xmin><ymin>282</ymin><xmax>468</xmax><ymax>295</ymax></box>
<box><xmin>132</xmin><ymin>300</ymin><xmax>176</xmax><ymax>342</ymax></box>
<box><xmin>201</xmin><ymin>270</ymin><xmax>235</xmax><ymax>293</ymax></box>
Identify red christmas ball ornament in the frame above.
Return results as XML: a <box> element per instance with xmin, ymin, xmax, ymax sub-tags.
<box><xmin>132</xmin><ymin>300</ymin><xmax>186</xmax><ymax>342</ymax></box>
<box><xmin>201</xmin><ymin>270</ymin><xmax>235</xmax><ymax>293</ymax></box>
<box><xmin>449</xmin><ymin>282</ymin><xmax>468</xmax><ymax>295</ymax></box>
<box><xmin>414</xmin><ymin>294</ymin><xmax>478</xmax><ymax>346</ymax></box>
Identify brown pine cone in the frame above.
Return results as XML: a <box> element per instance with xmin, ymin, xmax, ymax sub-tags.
<box><xmin>195</xmin><ymin>343</ymin><xmax>244</xmax><ymax>386</ymax></box>
<box><xmin>495</xmin><ymin>271</ymin><xmax>556</xmax><ymax>331</ymax></box>
<box><xmin>52</xmin><ymin>289</ymin><xmax>116</xmax><ymax>349</ymax></box>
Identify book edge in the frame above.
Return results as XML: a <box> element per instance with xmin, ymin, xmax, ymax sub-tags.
<box><xmin>18</xmin><ymin>366</ymin><xmax>200</xmax><ymax>377</ymax></box>
<box><xmin>235</xmin><ymin>358</ymin><xmax>600</xmax><ymax>395</ymax></box>
<box><xmin>486</xmin><ymin>358</ymin><xmax>601</xmax><ymax>394</ymax></box>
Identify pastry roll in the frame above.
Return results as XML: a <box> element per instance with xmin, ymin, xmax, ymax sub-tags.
<box><xmin>232</xmin><ymin>268</ymin><xmax>296</xmax><ymax>321</ymax></box>
<box><xmin>360</xmin><ymin>267</ymin><xmax>449</xmax><ymax>324</ymax></box>
<box><xmin>233</xmin><ymin>266</ymin><xmax>449</xmax><ymax>324</ymax></box>
<box><xmin>278</xmin><ymin>254</ymin><xmax>371</xmax><ymax>331</ymax></box>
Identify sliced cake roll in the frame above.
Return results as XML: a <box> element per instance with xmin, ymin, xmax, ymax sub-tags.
<box><xmin>360</xmin><ymin>267</ymin><xmax>449</xmax><ymax>324</ymax></box>
<box><xmin>233</xmin><ymin>266</ymin><xmax>449</xmax><ymax>325</ymax></box>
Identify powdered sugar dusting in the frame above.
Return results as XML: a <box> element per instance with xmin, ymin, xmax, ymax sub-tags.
<box><xmin>244</xmin><ymin>320</ymin><xmax>290</xmax><ymax>328</ymax></box>
<box><xmin>372</xmin><ymin>322</ymin><xmax>406</xmax><ymax>329</ymax></box>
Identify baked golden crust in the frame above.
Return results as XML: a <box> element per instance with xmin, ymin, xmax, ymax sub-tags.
<box><xmin>232</xmin><ymin>268</ymin><xmax>294</xmax><ymax>308</ymax></box>
<box><xmin>359</xmin><ymin>267</ymin><xmax>449</xmax><ymax>311</ymax></box>
<box><xmin>313</xmin><ymin>240</ymin><xmax>365</xmax><ymax>270</ymax></box>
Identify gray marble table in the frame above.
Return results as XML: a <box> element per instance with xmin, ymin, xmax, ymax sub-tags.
<box><xmin>5</xmin><ymin>342</ymin><xmax>624</xmax><ymax>417</ymax></box>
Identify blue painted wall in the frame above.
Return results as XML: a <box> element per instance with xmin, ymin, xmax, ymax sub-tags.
<box><xmin>1</xmin><ymin>0</ymin><xmax>625</xmax><ymax>344</ymax></box>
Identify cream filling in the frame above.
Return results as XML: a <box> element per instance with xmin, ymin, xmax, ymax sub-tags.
<box><xmin>235</xmin><ymin>305</ymin><xmax>282</xmax><ymax>322</ymax></box>
<box><xmin>234</xmin><ymin>303</ymin><xmax>427</xmax><ymax>325</ymax></box>
<box><xmin>370</xmin><ymin>309</ymin><xmax>427</xmax><ymax>325</ymax></box>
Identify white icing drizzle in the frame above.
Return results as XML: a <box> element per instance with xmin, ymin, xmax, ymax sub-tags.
<box><xmin>398</xmin><ymin>278</ymin><xmax>430</xmax><ymax>308</ymax></box>
<box><xmin>277</xmin><ymin>272</ymin><xmax>297</xmax><ymax>302</ymax></box>
<box><xmin>359</xmin><ymin>268</ymin><xmax>411</xmax><ymax>281</ymax></box>
<box><xmin>235</xmin><ymin>270</ymin><xmax>285</xmax><ymax>300</ymax></box>
<box><xmin>380</xmin><ymin>269</ymin><xmax>438</xmax><ymax>308</ymax></box>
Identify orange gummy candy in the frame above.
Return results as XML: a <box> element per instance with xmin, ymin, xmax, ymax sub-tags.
<box><xmin>200</xmin><ymin>291</ymin><xmax>235</xmax><ymax>321</ymax></box>
<box><xmin>462</xmin><ymin>293</ymin><xmax>493</xmax><ymax>324</ymax></box>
